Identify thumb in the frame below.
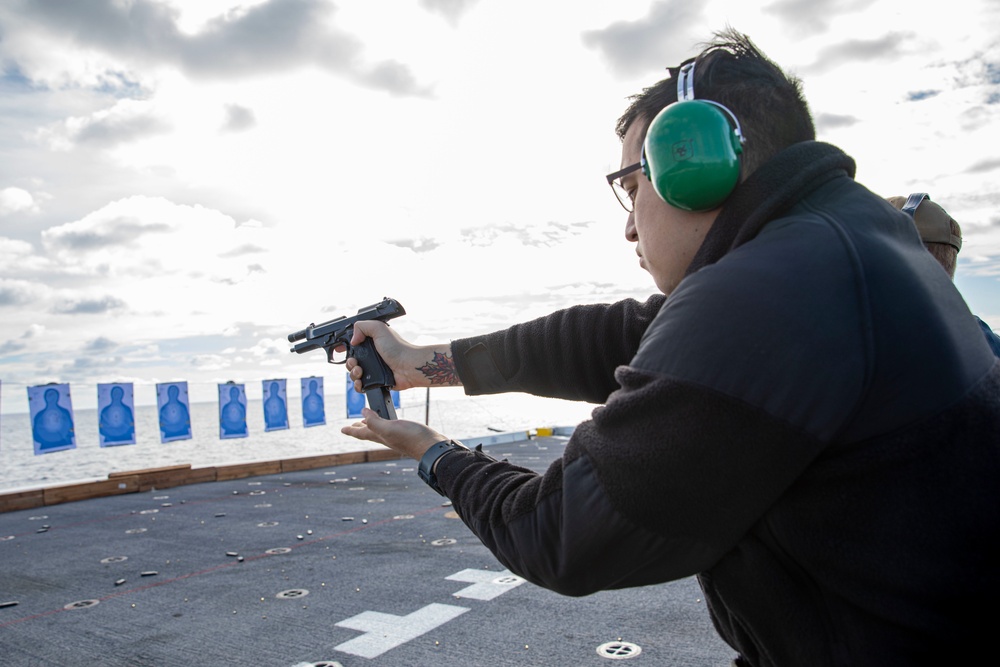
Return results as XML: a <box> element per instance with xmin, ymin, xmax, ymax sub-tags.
<box><xmin>360</xmin><ymin>407</ymin><xmax>387</xmax><ymax>433</ymax></box>
<box><xmin>350</xmin><ymin>320</ymin><xmax>383</xmax><ymax>346</ymax></box>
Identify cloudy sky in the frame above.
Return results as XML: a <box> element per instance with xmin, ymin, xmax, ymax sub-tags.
<box><xmin>1</xmin><ymin>0</ymin><xmax>998</xmax><ymax>409</ymax></box>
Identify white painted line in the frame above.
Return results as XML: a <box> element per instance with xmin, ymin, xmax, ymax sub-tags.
<box><xmin>446</xmin><ymin>568</ymin><xmax>526</xmax><ymax>600</ymax></box>
<box><xmin>334</xmin><ymin>603</ymin><xmax>469</xmax><ymax>659</ymax></box>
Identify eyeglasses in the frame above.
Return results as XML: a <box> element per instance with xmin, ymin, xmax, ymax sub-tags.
<box><xmin>606</xmin><ymin>162</ymin><xmax>642</xmax><ymax>212</ymax></box>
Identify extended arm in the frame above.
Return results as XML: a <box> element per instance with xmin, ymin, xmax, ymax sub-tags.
<box><xmin>348</xmin><ymin>295</ymin><xmax>665</xmax><ymax>404</ymax></box>
<box><xmin>452</xmin><ymin>295</ymin><xmax>665</xmax><ymax>404</ymax></box>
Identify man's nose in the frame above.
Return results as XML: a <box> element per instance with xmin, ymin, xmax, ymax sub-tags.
<box><xmin>624</xmin><ymin>211</ymin><xmax>637</xmax><ymax>242</ymax></box>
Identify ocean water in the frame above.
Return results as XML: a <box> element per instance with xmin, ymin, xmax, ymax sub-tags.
<box><xmin>0</xmin><ymin>388</ymin><xmax>596</xmax><ymax>493</ymax></box>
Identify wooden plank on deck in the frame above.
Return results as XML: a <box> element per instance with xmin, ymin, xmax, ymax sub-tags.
<box><xmin>43</xmin><ymin>477</ymin><xmax>139</xmax><ymax>507</ymax></box>
<box><xmin>0</xmin><ymin>488</ymin><xmax>45</xmax><ymax>514</ymax></box>
<box><xmin>215</xmin><ymin>461</ymin><xmax>282</xmax><ymax>481</ymax></box>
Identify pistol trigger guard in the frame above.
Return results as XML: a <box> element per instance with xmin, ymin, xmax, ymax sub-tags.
<box><xmin>326</xmin><ymin>347</ymin><xmax>347</xmax><ymax>365</ymax></box>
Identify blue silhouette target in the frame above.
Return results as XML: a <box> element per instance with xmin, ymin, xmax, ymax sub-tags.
<box><xmin>301</xmin><ymin>376</ymin><xmax>326</xmax><ymax>427</ymax></box>
<box><xmin>218</xmin><ymin>382</ymin><xmax>248</xmax><ymax>439</ymax></box>
<box><xmin>28</xmin><ymin>383</ymin><xmax>77</xmax><ymax>455</ymax></box>
<box><xmin>262</xmin><ymin>379</ymin><xmax>289</xmax><ymax>432</ymax></box>
<box><xmin>98</xmin><ymin>383</ymin><xmax>136</xmax><ymax>446</ymax></box>
<box><xmin>157</xmin><ymin>382</ymin><xmax>192</xmax><ymax>443</ymax></box>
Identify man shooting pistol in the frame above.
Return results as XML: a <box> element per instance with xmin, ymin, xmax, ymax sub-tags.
<box><xmin>288</xmin><ymin>297</ymin><xmax>405</xmax><ymax>420</ymax></box>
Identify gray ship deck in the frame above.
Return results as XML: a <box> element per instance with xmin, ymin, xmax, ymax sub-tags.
<box><xmin>0</xmin><ymin>435</ymin><xmax>734</xmax><ymax>666</ymax></box>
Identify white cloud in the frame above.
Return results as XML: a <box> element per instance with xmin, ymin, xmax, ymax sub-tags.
<box><xmin>36</xmin><ymin>98</ymin><xmax>172</xmax><ymax>151</ymax></box>
<box><xmin>220</xmin><ymin>102</ymin><xmax>256</xmax><ymax>132</ymax></box>
<box><xmin>246</xmin><ymin>337</ymin><xmax>286</xmax><ymax>358</ymax></box>
<box><xmin>41</xmin><ymin>195</ymin><xmax>251</xmax><ymax>277</ymax></box>
<box><xmin>0</xmin><ymin>0</ymin><xmax>432</xmax><ymax>96</ymax></box>
<box><xmin>0</xmin><ymin>187</ymin><xmax>37</xmax><ymax>214</ymax></box>
<box><xmin>190</xmin><ymin>353</ymin><xmax>230</xmax><ymax>371</ymax></box>
<box><xmin>0</xmin><ymin>236</ymin><xmax>36</xmax><ymax>263</ymax></box>
<box><xmin>0</xmin><ymin>277</ymin><xmax>48</xmax><ymax>306</ymax></box>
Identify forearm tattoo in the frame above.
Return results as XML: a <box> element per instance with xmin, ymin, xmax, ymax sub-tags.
<box><xmin>418</xmin><ymin>351</ymin><xmax>458</xmax><ymax>386</ymax></box>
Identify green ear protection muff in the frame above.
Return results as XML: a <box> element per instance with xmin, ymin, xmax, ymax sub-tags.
<box><xmin>641</xmin><ymin>61</ymin><xmax>745</xmax><ymax>212</ymax></box>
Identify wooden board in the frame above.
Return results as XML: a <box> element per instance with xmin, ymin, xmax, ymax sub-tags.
<box><xmin>140</xmin><ymin>466</ymin><xmax>211</xmax><ymax>492</ymax></box>
<box><xmin>2</xmin><ymin>449</ymin><xmax>404</xmax><ymax>513</ymax></box>
<box><xmin>174</xmin><ymin>467</ymin><xmax>218</xmax><ymax>488</ymax></box>
<box><xmin>0</xmin><ymin>489</ymin><xmax>46</xmax><ymax>514</ymax></box>
<box><xmin>280</xmin><ymin>454</ymin><xmax>344</xmax><ymax>473</ymax></box>
<box><xmin>215</xmin><ymin>461</ymin><xmax>282</xmax><ymax>481</ymax></box>
<box><xmin>334</xmin><ymin>450</ymin><xmax>369</xmax><ymax>466</ymax></box>
<box><xmin>43</xmin><ymin>476</ymin><xmax>139</xmax><ymax>507</ymax></box>
<box><xmin>109</xmin><ymin>464</ymin><xmax>191</xmax><ymax>478</ymax></box>
<box><xmin>365</xmin><ymin>448</ymin><xmax>406</xmax><ymax>463</ymax></box>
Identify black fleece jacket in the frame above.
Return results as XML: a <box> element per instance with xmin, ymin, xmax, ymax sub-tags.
<box><xmin>436</xmin><ymin>142</ymin><xmax>1000</xmax><ymax>666</ymax></box>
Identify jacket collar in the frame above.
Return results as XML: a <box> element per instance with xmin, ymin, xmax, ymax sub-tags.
<box><xmin>686</xmin><ymin>141</ymin><xmax>857</xmax><ymax>276</ymax></box>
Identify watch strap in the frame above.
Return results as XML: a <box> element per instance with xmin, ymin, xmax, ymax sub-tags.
<box><xmin>418</xmin><ymin>439</ymin><xmax>467</xmax><ymax>495</ymax></box>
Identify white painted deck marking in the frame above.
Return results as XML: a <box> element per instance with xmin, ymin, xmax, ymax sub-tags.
<box><xmin>334</xmin><ymin>603</ymin><xmax>469</xmax><ymax>658</ymax></box>
<box><xmin>446</xmin><ymin>568</ymin><xmax>526</xmax><ymax>600</ymax></box>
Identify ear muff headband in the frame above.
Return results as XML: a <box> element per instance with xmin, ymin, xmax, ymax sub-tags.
<box><xmin>641</xmin><ymin>61</ymin><xmax>745</xmax><ymax>212</ymax></box>
<box><xmin>677</xmin><ymin>60</ymin><xmax>697</xmax><ymax>102</ymax></box>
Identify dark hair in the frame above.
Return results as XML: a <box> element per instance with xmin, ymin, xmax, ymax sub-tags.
<box><xmin>615</xmin><ymin>28</ymin><xmax>815</xmax><ymax>180</ymax></box>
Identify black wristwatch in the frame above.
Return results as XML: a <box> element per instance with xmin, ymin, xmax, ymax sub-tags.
<box><xmin>418</xmin><ymin>439</ymin><xmax>468</xmax><ymax>495</ymax></box>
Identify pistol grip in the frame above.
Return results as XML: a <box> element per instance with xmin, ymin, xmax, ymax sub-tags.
<box><xmin>352</xmin><ymin>336</ymin><xmax>396</xmax><ymax>391</ymax></box>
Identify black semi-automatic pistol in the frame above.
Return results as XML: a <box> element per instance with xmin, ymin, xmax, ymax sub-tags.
<box><xmin>288</xmin><ymin>297</ymin><xmax>405</xmax><ymax>420</ymax></box>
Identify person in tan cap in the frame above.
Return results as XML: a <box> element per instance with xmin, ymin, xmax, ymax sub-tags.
<box><xmin>888</xmin><ymin>192</ymin><xmax>1000</xmax><ymax>356</ymax></box>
